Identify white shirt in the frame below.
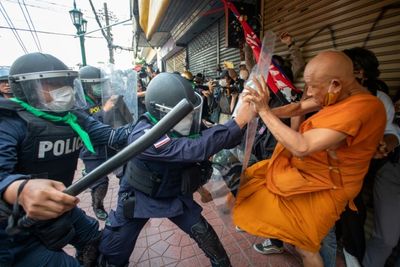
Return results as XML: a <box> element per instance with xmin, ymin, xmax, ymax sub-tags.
<box><xmin>377</xmin><ymin>90</ymin><xmax>400</xmax><ymax>144</ymax></box>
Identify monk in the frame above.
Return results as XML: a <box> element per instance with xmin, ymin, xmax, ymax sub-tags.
<box><xmin>233</xmin><ymin>51</ymin><xmax>386</xmax><ymax>267</ymax></box>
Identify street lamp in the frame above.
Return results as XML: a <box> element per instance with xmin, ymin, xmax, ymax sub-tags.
<box><xmin>69</xmin><ymin>0</ymin><xmax>87</xmax><ymax>66</ymax></box>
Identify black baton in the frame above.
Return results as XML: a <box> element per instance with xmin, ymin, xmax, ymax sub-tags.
<box><xmin>17</xmin><ymin>99</ymin><xmax>193</xmax><ymax>228</ymax></box>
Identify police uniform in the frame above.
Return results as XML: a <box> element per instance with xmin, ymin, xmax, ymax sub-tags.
<box><xmin>99</xmin><ymin>115</ymin><xmax>243</xmax><ymax>267</ymax></box>
<box><xmin>80</xmin><ymin>96</ymin><xmax>117</xmax><ymax>219</ymax></box>
<box><xmin>0</xmin><ymin>98</ymin><xmax>131</xmax><ymax>267</ymax></box>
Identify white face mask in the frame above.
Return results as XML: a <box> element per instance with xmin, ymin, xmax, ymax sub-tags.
<box><xmin>173</xmin><ymin>112</ymin><xmax>193</xmax><ymax>136</ymax></box>
<box><xmin>219</xmin><ymin>79</ymin><xmax>227</xmax><ymax>87</ymax></box>
<box><xmin>44</xmin><ymin>86</ymin><xmax>75</xmax><ymax>112</ymax></box>
<box><xmin>91</xmin><ymin>84</ymin><xmax>102</xmax><ymax>97</ymax></box>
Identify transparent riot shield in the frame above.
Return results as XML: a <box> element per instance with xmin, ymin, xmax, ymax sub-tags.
<box><xmin>242</xmin><ymin>31</ymin><xmax>276</xmax><ymax>170</ymax></box>
<box><xmin>206</xmin><ymin>31</ymin><xmax>276</xmax><ymax>224</ymax></box>
<box><xmin>101</xmin><ymin>65</ymin><xmax>138</xmax><ymax>128</ymax></box>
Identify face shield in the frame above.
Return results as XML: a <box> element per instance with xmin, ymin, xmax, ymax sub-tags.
<box><xmin>155</xmin><ymin>92</ymin><xmax>203</xmax><ymax>136</ymax></box>
<box><xmin>10</xmin><ymin>70</ymin><xmax>87</xmax><ymax>112</ymax></box>
<box><xmin>80</xmin><ymin>72</ymin><xmax>110</xmax><ymax>100</ymax></box>
<box><xmin>100</xmin><ymin>66</ymin><xmax>138</xmax><ymax>127</ymax></box>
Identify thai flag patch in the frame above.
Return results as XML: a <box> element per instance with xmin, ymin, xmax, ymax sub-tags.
<box><xmin>154</xmin><ymin>135</ymin><xmax>171</xmax><ymax>148</ymax></box>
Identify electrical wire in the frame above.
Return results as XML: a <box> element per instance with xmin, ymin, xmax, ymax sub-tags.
<box><xmin>3</xmin><ymin>0</ymin><xmax>90</xmax><ymax>14</ymax></box>
<box><xmin>4</xmin><ymin>0</ymin><xmax>66</xmax><ymax>13</ymax></box>
<box><xmin>18</xmin><ymin>0</ymin><xmax>42</xmax><ymax>52</ymax></box>
<box><xmin>22</xmin><ymin>0</ymin><xmax>42</xmax><ymax>51</ymax></box>
<box><xmin>0</xmin><ymin>2</ymin><xmax>28</xmax><ymax>53</ymax></box>
<box><xmin>0</xmin><ymin>25</ymin><xmax>102</xmax><ymax>38</ymax></box>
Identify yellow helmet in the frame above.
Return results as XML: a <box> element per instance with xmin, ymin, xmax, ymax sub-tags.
<box><xmin>181</xmin><ymin>71</ymin><xmax>193</xmax><ymax>81</ymax></box>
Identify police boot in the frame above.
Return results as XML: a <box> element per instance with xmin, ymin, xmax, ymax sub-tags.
<box><xmin>91</xmin><ymin>183</ymin><xmax>108</xmax><ymax>221</ymax></box>
<box><xmin>191</xmin><ymin>217</ymin><xmax>232</xmax><ymax>267</ymax></box>
<box><xmin>97</xmin><ymin>254</ymin><xmax>128</xmax><ymax>267</ymax></box>
<box><xmin>76</xmin><ymin>231</ymin><xmax>102</xmax><ymax>267</ymax></box>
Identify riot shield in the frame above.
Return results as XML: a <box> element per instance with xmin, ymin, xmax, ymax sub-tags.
<box><xmin>101</xmin><ymin>65</ymin><xmax>138</xmax><ymax>128</ymax></box>
<box><xmin>206</xmin><ymin>31</ymin><xmax>276</xmax><ymax>224</ymax></box>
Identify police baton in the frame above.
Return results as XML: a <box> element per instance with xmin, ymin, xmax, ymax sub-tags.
<box><xmin>16</xmin><ymin>99</ymin><xmax>193</xmax><ymax>228</ymax></box>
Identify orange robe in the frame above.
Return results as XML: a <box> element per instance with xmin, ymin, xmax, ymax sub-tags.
<box><xmin>233</xmin><ymin>94</ymin><xmax>386</xmax><ymax>252</ymax></box>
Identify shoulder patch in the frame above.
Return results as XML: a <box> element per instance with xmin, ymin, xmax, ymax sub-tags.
<box><xmin>154</xmin><ymin>134</ymin><xmax>171</xmax><ymax>148</ymax></box>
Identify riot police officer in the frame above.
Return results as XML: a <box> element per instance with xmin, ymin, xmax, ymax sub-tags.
<box><xmin>0</xmin><ymin>53</ymin><xmax>133</xmax><ymax>267</ymax></box>
<box><xmin>0</xmin><ymin>66</ymin><xmax>12</xmax><ymax>98</ymax></box>
<box><xmin>98</xmin><ymin>73</ymin><xmax>254</xmax><ymax>267</ymax></box>
<box><xmin>79</xmin><ymin>65</ymin><xmax>116</xmax><ymax>220</ymax></box>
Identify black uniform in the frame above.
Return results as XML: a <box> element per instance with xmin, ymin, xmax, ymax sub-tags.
<box><xmin>0</xmin><ymin>98</ymin><xmax>131</xmax><ymax>267</ymax></box>
<box><xmin>99</xmin><ymin>115</ymin><xmax>243</xmax><ymax>267</ymax></box>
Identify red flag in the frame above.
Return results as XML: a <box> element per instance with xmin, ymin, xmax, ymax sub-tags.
<box><xmin>223</xmin><ymin>0</ymin><xmax>261</xmax><ymax>62</ymax></box>
<box><xmin>222</xmin><ymin>0</ymin><xmax>302</xmax><ymax>100</ymax></box>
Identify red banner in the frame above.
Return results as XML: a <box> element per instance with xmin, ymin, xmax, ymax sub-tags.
<box><xmin>222</xmin><ymin>0</ymin><xmax>261</xmax><ymax>62</ymax></box>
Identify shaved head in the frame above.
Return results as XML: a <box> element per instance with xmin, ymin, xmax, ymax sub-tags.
<box><xmin>305</xmin><ymin>51</ymin><xmax>354</xmax><ymax>84</ymax></box>
<box><xmin>304</xmin><ymin>51</ymin><xmax>364</xmax><ymax>106</ymax></box>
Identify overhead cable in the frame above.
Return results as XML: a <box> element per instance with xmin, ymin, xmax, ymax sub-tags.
<box><xmin>0</xmin><ymin>25</ymin><xmax>102</xmax><ymax>38</ymax></box>
<box><xmin>18</xmin><ymin>0</ymin><xmax>42</xmax><ymax>51</ymax></box>
<box><xmin>0</xmin><ymin>2</ymin><xmax>28</xmax><ymax>53</ymax></box>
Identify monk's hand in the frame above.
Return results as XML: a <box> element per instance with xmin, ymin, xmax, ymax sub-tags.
<box><xmin>18</xmin><ymin>179</ymin><xmax>79</xmax><ymax>220</ymax></box>
<box><xmin>242</xmin><ymin>75</ymin><xmax>271</xmax><ymax>113</ymax></box>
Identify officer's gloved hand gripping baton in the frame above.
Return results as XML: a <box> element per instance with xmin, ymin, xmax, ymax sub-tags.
<box><xmin>18</xmin><ymin>99</ymin><xmax>193</xmax><ymax>228</ymax></box>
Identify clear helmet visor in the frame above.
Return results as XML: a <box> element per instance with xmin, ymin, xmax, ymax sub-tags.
<box><xmin>12</xmin><ymin>70</ymin><xmax>87</xmax><ymax>112</ymax></box>
<box><xmin>156</xmin><ymin>92</ymin><xmax>203</xmax><ymax>136</ymax></box>
<box><xmin>100</xmin><ymin>65</ymin><xmax>138</xmax><ymax>127</ymax></box>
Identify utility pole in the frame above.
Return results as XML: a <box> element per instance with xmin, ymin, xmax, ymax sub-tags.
<box><xmin>104</xmin><ymin>2</ymin><xmax>115</xmax><ymax>64</ymax></box>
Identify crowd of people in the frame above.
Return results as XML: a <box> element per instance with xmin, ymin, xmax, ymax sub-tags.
<box><xmin>0</xmin><ymin>30</ymin><xmax>399</xmax><ymax>267</ymax></box>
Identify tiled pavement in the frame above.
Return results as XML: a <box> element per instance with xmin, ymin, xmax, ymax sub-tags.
<box><xmin>65</xmin><ymin>160</ymin><xmax>345</xmax><ymax>267</ymax></box>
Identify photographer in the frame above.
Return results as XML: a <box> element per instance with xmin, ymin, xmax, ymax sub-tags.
<box><xmin>193</xmin><ymin>73</ymin><xmax>213</xmax><ymax>122</ymax></box>
<box><xmin>210</xmin><ymin>70</ymin><xmax>240</xmax><ymax>124</ymax></box>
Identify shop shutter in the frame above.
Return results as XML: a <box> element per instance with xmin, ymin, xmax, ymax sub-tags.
<box><xmin>165</xmin><ymin>48</ymin><xmax>187</xmax><ymax>74</ymax></box>
<box><xmin>263</xmin><ymin>0</ymin><xmax>400</xmax><ymax>95</ymax></box>
<box><xmin>187</xmin><ymin>23</ymin><xmax>218</xmax><ymax>79</ymax></box>
<box><xmin>219</xmin><ymin>17</ymin><xmax>241</xmax><ymax>72</ymax></box>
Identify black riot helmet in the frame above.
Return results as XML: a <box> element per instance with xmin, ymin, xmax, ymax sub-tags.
<box><xmin>145</xmin><ymin>72</ymin><xmax>203</xmax><ymax>136</ymax></box>
<box><xmin>9</xmin><ymin>52</ymin><xmax>87</xmax><ymax>112</ymax></box>
<box><xmin>79</xmin><ymin>65</ymin><xmax>110</xmax><ymax>99</ymax></box>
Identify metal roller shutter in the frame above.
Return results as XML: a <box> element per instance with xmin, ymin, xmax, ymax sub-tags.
<box><xmin>187</xmin><ymin>23</ymin><xmax>218</xmax><ymax>79</ymax></box>
<box><xmin>165</xmin><ymin>49</ymin><xmax>187</xmax><ymax>74</ymax></box>
<box><xmin>218</xmin><ymin>17</ymin><xmax>241</xmax><ymax>71</ymax></box>
<box><xmin>263</xmin><ymin>0</ymin><xmax>400</xmax><ymax>96</ymax></box>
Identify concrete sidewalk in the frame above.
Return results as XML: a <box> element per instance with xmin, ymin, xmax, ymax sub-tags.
<box><xmin>65</xmin><ymin>160</ymin><xmax>345</xmax><ymax>267</ymax></box>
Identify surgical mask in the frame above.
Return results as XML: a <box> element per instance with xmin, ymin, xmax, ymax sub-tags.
<box><xmin>219</xmin><ymin>79</ymin><xmax>227</xmax><ymax>87</ymax></box>
<box><xmin>173</xmin><ymin>112</ymin><xmax>193</xmax><ymax>136</ymax></box>
<box><xmin>323</xmin><ymin>83</ymin><xmax>339</xmax><ymax>107</ymax></box>
<box><xmin>91</xmin><ymin>84</ymin><xmax>102</xmax><ymax>97</ymax></box>
<box><xmin>44</xmin><ymin>86</ymin><xmax>75</xmax><ymax>112</ymax></box>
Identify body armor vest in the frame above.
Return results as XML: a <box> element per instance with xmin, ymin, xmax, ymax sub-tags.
<box><xmin>125</xmin><ymin>159</ymin><xmax>184</xmax><ymax>198</ymax></box>
<box><xmin>80</xmin><ymin>97</ymin><xmax>115</xmax><ymax>160</ymax></box>
<box><xmin>124</xmin><ymin>115</ymin><xmax>212</xmax><ymax>198</ymax></box>
<box><xmin>0</xmin><ymin>99</ymin><xmax>82</xmax><ymax>186</ymax></box>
